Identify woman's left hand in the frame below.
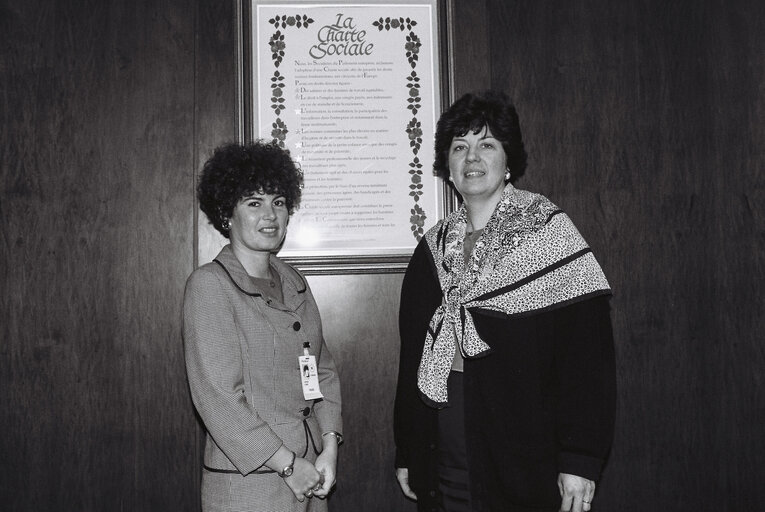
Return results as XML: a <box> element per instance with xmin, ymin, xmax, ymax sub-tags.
<box><xmin>558</xmin><ymin>473</ymin><xmax>595</xmax><ymax>512</ymax></box>
<box><xmin>311</xmin><ymin>439</ymin><xmax>338</xmax><ymax>498</ymax></box>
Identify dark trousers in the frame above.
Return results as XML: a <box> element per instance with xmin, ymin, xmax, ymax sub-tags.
<box><xmin>437</xmin><ymin>371</ymin><xmax>471</xmax><ymax>512</ymax></box>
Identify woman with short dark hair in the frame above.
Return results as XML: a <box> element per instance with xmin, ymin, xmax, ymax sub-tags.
<box><xmin>394</xmin><ymin>91</ymin><xmax>615</xmax><ymax>512</ymax></box>
<box><xmin>184</xmin><ymin>141</ymin><xmax>342</xmax><ymax>512</ymax></box>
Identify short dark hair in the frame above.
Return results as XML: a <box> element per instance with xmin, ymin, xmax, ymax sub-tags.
<box><xmin>433</xmin><ymin>90</ymin><xmax>527</xmax><ymax>183</ymax></box>
<box><xmin>197</xmin><ymin>141</ymin><xmax>303</xmax><ymax>238</ymax></box>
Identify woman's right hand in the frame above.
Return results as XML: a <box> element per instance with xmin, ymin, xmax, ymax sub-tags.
<box><xmin>283</xmin><ymin>457</ymin><xmax>323</xmax><ymax>502</ymax></box>
<box><xmin>395</xmin><ymin>467</ymin><xmax>418</xmax><ymax>500</ymax></box>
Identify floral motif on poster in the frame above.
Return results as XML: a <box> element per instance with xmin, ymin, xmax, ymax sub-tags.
<box><xmin>373</xmin><ymin>17</ymin><xmax>426</xmax><ymax>240</ymax></box>
<box><xmin>265</xmin><ymin>17</ymin><xmax>315</xmax><ymax>149</ymax></box>
<box><xmin>264</xmin><ymin>12</ymin><xmax>429</xmax><ymax>241</ymax></box>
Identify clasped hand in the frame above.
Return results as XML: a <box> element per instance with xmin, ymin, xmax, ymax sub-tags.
<box><xmin>283</xmin><ymin>450</ymin><xmax>337</xmax><ymax>501</ymax></box>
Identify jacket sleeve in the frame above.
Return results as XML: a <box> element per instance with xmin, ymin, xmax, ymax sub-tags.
<box><xmin>182</xmin><ymin>268</ymin><xmax>284</xmax><ymax>474</ymax></box>
<box><xmin>307</xmin><ymin>285</ymin><xmax>343</xmax><ymax>438</ymax></box>
<box><xmin>394</xmin><ymin>239</ymin><xmax>442</xmax><ymax>468</ymax></box>
<box><xmin>553</xmin><ymin>295</ymin><xmax>617</xmax><ymax>481</ymax></box>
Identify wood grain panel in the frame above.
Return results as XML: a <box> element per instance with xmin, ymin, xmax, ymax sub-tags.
<box><xmin>191</xmin><ymin>0</ymin><xmax>239</xmax><ymax>508</ymax></box>
<box><xmin>487</xmin><ymin>0</ymin><xmax>765</xmax><ymax>509</ymax></box>
<box><xmin>0</xmin><ymin>0</ymin><xmax>198</xmax><ymax>509</ymax></box>
<box><xmin>706</xmin><ymin>2</ymin><xmax>765</xmax><ymax>508</ymax></box>
<box><xmin>448</xmin><ymin>0</ymin><xmax>490</xmax><ymax>100</ymax></box>
<box><xmin>307</xmin><ymin>273</ymin><xmax>416</xmax><ymax>512</ymax></box>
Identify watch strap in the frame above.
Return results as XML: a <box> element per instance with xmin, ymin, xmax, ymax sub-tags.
<box><xmin>278</xmin><ymin>451</ymin><xmax>296</xmax><ymax>478</ymax></box>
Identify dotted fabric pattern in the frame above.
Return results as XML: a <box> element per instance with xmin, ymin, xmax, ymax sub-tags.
<box><xmin>417</xmin><ymin>184</ymin><xmax>611</xmax><ymax>405</ymax></box>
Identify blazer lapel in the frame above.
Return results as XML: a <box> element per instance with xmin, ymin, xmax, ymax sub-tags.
<box><xmin>213</xmin><ymin>245</ymin><xmax>265</xmax><ymax>297</ymax></box>
<box><xmin>271</xmin><ymin>256</ymin><xmax>307</xmax><ymax>312</ymax></box>
<box><xmin>213</xmin><ymin>245</ymin><xmax>307</xmax><ymax>312</ymax></box>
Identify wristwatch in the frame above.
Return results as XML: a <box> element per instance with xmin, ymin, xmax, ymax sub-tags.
<box><xmin>278</xmin><ymin>451</ymin><xmax>296</xmax><ymax>478</ymax></box>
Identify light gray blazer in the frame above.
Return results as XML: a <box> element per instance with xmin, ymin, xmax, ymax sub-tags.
<box><xmin>183</xmin><ymin>245</ymin><xmax>342</xmax><ymax>475</ymax></box>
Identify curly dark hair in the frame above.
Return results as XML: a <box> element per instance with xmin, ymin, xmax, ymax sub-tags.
<box><xmin>197</xmin><ymin>141</ymin><xmax>303</xmax><ymax>238</ymax></box>
<box><xmin>434</xmin><ymin>90</ymin><xmax>527</xmax><ymax>183</ymax></box>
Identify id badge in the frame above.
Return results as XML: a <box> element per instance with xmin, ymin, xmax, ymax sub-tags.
<box><xmin>298</xmin><ymin>355</ymin><xmax>324</xmax><ymax>400</ymax></box>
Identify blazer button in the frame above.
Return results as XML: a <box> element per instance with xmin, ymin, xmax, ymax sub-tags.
<box><xmin>293</xmin><ymin>321</ymin><xmax>301</xmax><ymax>331</ymax></box>
<box><xmin>302</xmin><ymin>407</ymin><xmax>310</xmax><ymax>417</ymax></box>
<box><xmin>429</xmin><ymin>490</ymin><xmax>436</xmax><ymax>498</ymax></box>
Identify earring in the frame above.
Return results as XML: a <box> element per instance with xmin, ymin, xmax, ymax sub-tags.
<box><xmin>222</xmin><ymin>219</ymin><xmax>230</xmax><ymax>231</ymax></box>
<box><xmin>504</xmin><ymin>169</ymin><xmax>511</xmax><ymax>181</ymax></box>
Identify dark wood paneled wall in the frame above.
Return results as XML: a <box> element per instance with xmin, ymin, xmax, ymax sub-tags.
<box><xmin>192</xmin><ymin>2</ymin><xmax>239</xmax><ymax>510</ymax></box>
<box><xmin>307</xmin><ymin>274</ymin><xmax>412</xmax><ymax>512</ymax></box>
<box><xmin>486</xmin><ymin>0</ymin><xmax>765</xmax><ymax>509</ymax></box>
<box><xmin>0</xmin><ymin>0</ymin><xmax>201</xmax><ymax>509</ymax></box>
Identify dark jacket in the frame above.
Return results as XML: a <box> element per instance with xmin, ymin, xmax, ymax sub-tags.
<box><xmin>394</xmin><ymin>239</ymin><xmax>616</xmax><ymax>512</ymax></box>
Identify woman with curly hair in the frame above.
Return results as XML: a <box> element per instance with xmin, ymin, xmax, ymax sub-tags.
<box><xmin>394</xmin><ymin>91</ymin><xmax>616</xmax><ymax>512</ymax></box>
<box><xmin>183</xmin><ymin>141</ymin><xmax>342</xmax><ymax>512</ymax></box>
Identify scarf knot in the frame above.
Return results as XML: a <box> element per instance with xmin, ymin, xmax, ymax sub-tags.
<box><xmin>416</xmin><ymin>184</ymin><xmax>611</xmax><ymax>407</ymax></box>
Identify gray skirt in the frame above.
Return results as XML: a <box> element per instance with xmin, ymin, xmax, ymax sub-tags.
<box><xmin>201</xmin><ymin>469</ymin><xmax>329</xmax><ymax>512</ymax></box>
<box><xmin>202</xmin><ymin>419</ymin><xmax>328</xmax><ymax>512</ymax></box>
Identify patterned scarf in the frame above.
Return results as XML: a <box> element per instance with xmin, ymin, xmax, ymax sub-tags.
<box><xmin>417</xmin><ymin>184</ymin><xmax>611</xmax><ymax>407</ymax></box>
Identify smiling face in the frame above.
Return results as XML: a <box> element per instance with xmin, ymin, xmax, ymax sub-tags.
<box><xmin>448</xmin><ymin>126</ymin><xmax>508</xmax><ymax>205</ymax></box>
<box><xmin>228</xmin><ymin>192</ymin><xmax>289</xmax><ymax>256</ymax></box>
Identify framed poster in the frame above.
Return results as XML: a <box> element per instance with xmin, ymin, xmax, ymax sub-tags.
<box><xmin>236</xmin><ymin>0</ymin><xmax>449</xmax><ymax>273</ymax></box>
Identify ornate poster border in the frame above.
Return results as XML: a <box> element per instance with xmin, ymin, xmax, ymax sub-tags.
<box><xmin>237</xmin><ymin>0</ymin><xmax>451</xmax><ymax>274</ymax></box>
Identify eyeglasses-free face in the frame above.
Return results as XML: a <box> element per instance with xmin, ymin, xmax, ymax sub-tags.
<box><xmin>228</xmin><ymin>192</ymin><xmax>290</xmax><ymax>256</ymax></box>
<box><xmin>448</xmin><ymin>126</ymin><xmax>508</xmax><ymax>205</ymax></box>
